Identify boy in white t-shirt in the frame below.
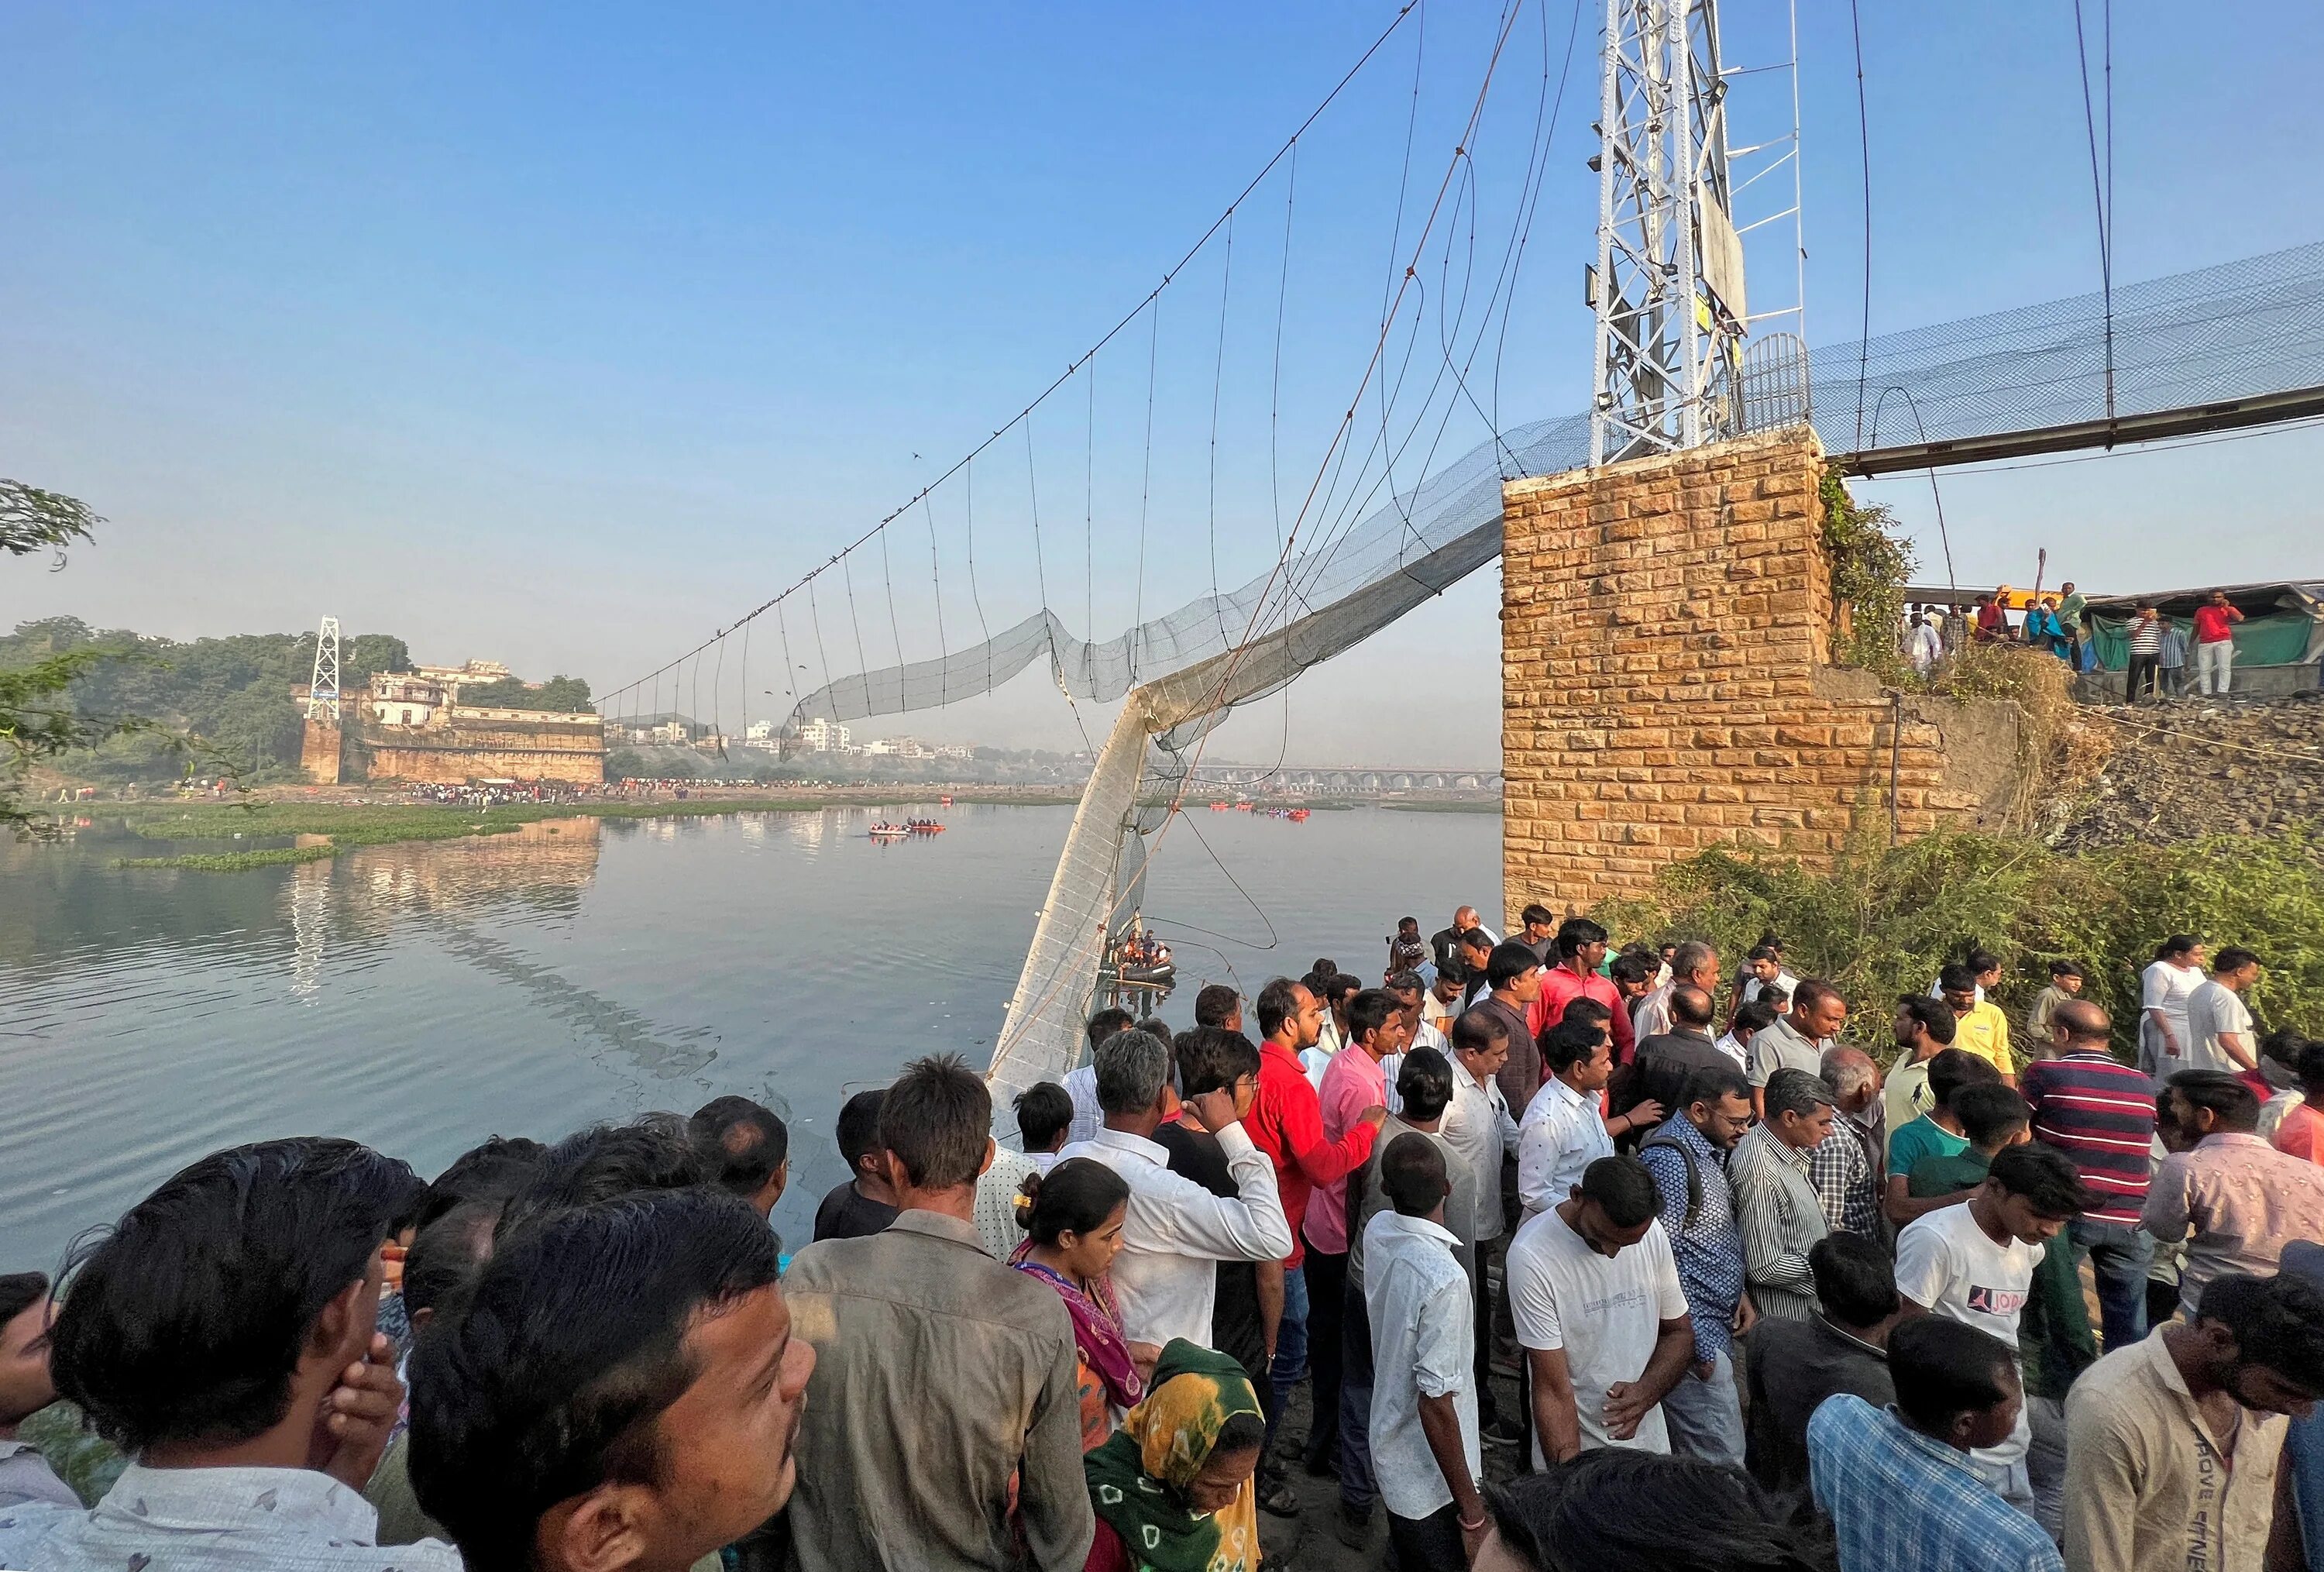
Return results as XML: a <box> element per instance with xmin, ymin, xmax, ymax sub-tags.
<box><xmin>1505</xmin><ymin>1152</ymin><xmax>1694</xmax><ymax>1469</ymax></box>
<box><xmin>1894</xmin><ymin>1143</ymin><xmax>2092</xmax><ymax>1529</ymax></box>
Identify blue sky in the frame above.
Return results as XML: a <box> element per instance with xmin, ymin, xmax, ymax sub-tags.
<box><xmin>5</xmin><ymin>1</ymin><xmax>2321</xmax><ymax>765</ymax></box>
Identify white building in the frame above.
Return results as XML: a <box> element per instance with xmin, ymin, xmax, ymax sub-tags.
<box><xmin>796</xmin><ymin>717</ymin><xmax>852</xmax><ymax>752</ymax></box>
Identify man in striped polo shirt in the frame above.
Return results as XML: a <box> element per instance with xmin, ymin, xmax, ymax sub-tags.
<box><xmin>2019</xmin><ymin>999</ymin><xmax>2157</xmax><ymax>1351</ymax></box>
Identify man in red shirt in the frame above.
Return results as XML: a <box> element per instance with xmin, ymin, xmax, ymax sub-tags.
<box><xmin>1971</xmin><ymin>593</ymin><xmax>2006</xmax><ymax>643</ymax></box>
<box><xmin>1241</xmin><ymin>975</ymin><xmax>1384</xmax><ymax>1466</ymax></box>
<box><xmin>1529</xmin><ymin>918</ymin><xmax>1637</xmax><ymax>1067</ymax></box>
<box><xmin>2192</xmin><ymin>588</ymin><xmax>2245</xmax><ymax>697</ymax></box>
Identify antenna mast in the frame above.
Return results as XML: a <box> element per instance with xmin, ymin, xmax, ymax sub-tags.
<box><xmin>307</xmin><ymin>616</ymin><xmax>342</xmax><ymax>721</ymax></box>
<box><xmin>1589</xmin><ymin>0</ymin><xmax>1748</xmax><ymax>464</ymax></box>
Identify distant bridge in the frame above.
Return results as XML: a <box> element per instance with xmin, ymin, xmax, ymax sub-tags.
<box><xmin>1178</xmin><ymin>762</ymin><xmax>1501</xmax><ymax>794</ymax></box>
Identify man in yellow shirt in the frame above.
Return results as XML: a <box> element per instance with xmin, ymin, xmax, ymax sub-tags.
<box><xmin>1939</xmin><ymin>962</ymin><xmax>2015</xmax><ymax>1086</ymax></box>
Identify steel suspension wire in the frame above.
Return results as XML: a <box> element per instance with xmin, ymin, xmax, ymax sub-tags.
<box><xmin>1270</xmin><ymin>142</ymin><xmax>1298</xmax><ymax>552</ymax></box>
<box><xmin>1136</xmin><ymin>0</ymin><xmax>1532</xmax><ymax>846</ymax></box>
<box><xmin>1133</xmin><ymin>298</ymin><xmax>1158</xmax><ymax>681</ymax></box>
<box><xmin>2071</xmin><ymin>0</ymin><xmax>2116</xmax><ymax>427</ymax></box>
<box><xmin>598</xmin><ymin>2</ymin><xmax>1425</xmax><ymax>711</ymax></box>
<box><xmin>1207</xmin><ymin>212</ymin><xmax>1236</xmax><ymax>647</ymax></box>
<box><xmin>962</xmin><ymin>461</ymin><xmax>992</xmax><ymax>686</ymax></box>
<box><xmin>1083</xmin><ymin>355</ymin><xmax>1095</xmax><ymax>686</ymax></box>
<box><xmin>1849</xmin><ymin>0</ymin><xmax>1874</xmax><ymax>449</ymax></box>
<box><xmin>922</xmin><ymin>494</ymin><xmax>950</xmax><ymax>707</ymax></box>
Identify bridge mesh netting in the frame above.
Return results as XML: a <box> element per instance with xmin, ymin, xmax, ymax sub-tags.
<box><xmin>1807</xmin><ymin>239</ymin><xmax>2324</xmax><ymax>452</ymax></box>
<box><xmin>785</xmin><ymin>241</ymin><xmax>2324</xmax><ymax>1108</ymax></box>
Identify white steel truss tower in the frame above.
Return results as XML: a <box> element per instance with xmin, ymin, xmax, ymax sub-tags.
<box><xmin>307</xmin><ymin>616</ymin><xmax>342</xmax><ymax>721</ymax></box>
<box><xmin>1588</xmin><ymin>0</ymin><xmax>1750</xmax><ymax>465</ymax></box>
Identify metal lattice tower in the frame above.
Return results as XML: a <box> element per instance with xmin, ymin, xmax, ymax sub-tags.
<box><xmin>307</xmin><ymin>616</ymin><xmax>342</xmax><ymax>721</ymax></box>
<box><xmin>1588</xmin><ymin>0</ymin><xmax>1748</xmax><ymax>464</ymax></box>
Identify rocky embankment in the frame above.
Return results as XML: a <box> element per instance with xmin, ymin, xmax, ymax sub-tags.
<box><xmin>2050</xmin><ymin>693</ymin><xmax>2324</xmax><ymax>849</ymax></box>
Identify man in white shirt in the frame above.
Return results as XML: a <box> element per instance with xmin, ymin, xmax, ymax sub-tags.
<box><xmin>1064</xmin><ymin>1006</ymin><xmax>1138</xmax><ymax>1146</ymax></box>
<box><xmin>1508</xmin><ymin>1154</ymin><xmax>1695</xmax><ymax>1467</ymax></box>
<box><xmin>1517</xmin><ymin>1020</ymin><xmax>1638</xmax><ymax>1219</ymax></box>
<box><xmin>1894</xmin><ymin>1142</ymin><xmax>2092</xmax><ymax>1531</ymax></box>
<box><xmin>1634</xmin><ymin>941</ymin><xmax>1721</xmax><ymax>1042</ymax></box>
<box><xmin>1440</xmin><ymin>1008</ymin><xmax>1521</xmax><ymax>1437</ymax></box>
<box><xmin>0</xmin><ymin>1137</ymin><xmax>463</xmax><ymax>1572</ymax></box>
<box><xmin>1739</xmin><ymin>944</ymin><xmax>1800</xmax><ymax>1006</ymax></box>
<box><xmin>1364</xmin><ymin>1135</ymin><xmax>1488</xmax><ymax>1568</ymax></box>
<box><xmin>1421</xmin><ymin>965</ymin><xmax>1467</xmax><ymax>1038</ymax></box>
<box><xmin>1060</xmin><ymin>1029</ymin><xmax>1292</xmax><ymax>1347</ymax></box>
<box><xmin>2182</xmin><ymin>947</ymin><xmax>2261</xmax><ymax>1075</ymax></box>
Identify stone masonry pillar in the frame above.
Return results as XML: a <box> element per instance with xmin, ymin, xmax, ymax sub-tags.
<box><xmin>1501</xmin><ymin>427</ymin><xmax>1965</xmax><ymax>919</ymax></box>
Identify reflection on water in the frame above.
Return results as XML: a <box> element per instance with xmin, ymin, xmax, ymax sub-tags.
<box><xmin>0</xmin><ymin>803</ymin><xmax>1500</xmax><ymax>1268</ymax></box>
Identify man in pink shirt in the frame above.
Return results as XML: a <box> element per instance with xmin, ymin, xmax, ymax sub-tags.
<box><xmin>1242</xmin><ymin>975</ymin><xmax>1384</xmax><ymax>1477</ymax></box>
<box><xmin>1528</xmin><ymin>918</ymin><xmax>1636</xmax><ymax>1067</ymax></box>
<box><xmin>2191</xmin><ymin>588</ymin><xmax>2245</xmax><ymax>697</ymax></box>
<box><xmin>1303</xmin><ymin>989</ymin><xmax>1408</xmax><ymax>1500</ymax></box>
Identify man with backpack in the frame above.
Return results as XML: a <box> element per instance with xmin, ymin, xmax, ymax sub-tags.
<box><xmin>1636</xmin><ymin>1065</ymin><xmax>1758</xmax><ymax>1467</ymax></box>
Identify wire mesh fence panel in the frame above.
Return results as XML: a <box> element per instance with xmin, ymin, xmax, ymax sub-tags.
<box><xmin>1810</xmin><ymin>240</ymin><xmax>2324</xmax><ymax>452</ymax></box>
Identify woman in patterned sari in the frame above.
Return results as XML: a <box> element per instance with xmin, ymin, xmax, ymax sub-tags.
<box><xmin>1081</xmin><ymin>1340</ymin><xmax>1264</xmax><ymax>1572</ymax></box>
<box><xmin>1011</xmin><ymin>1158</ymin><xmax>1145</xmax><ymax>1451</ymax></box>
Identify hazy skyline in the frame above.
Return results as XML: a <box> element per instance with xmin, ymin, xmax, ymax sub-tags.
<box><xmin>6</xmin><ymin>2</ymin><xmax>2322</xmax><ymax>768</ymax></box>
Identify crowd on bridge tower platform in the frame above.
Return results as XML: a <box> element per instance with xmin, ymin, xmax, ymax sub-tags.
<box><xmin>5</xmin><ymin>910</ymin><xmax>2324</xmax><ymax>1572</ymax></box>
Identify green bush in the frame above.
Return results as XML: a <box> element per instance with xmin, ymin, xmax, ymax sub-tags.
<box><xmin>1597</xmin><ymin>828</ymin><xmax>2324</xmax><ymax>1058</ymax></box>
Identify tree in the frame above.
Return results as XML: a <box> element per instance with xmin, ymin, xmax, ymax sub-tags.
<box><xmin>0</xmin><ymin>480</ymin><xmax>105</xmax><ymax>569</ymax></box>
<box><xmin>456</xmin><ymin>674</ymin><xmax>594</xmax><ymax>713</ymax></box>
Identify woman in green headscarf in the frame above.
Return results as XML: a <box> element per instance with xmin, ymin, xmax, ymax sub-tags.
<box><xmin>1081</xmin><ymin>1339</ymin><xmax>1264</xmax><ymax>1572</ymax></box>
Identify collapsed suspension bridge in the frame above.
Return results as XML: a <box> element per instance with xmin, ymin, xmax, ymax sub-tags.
<box><xmin>599</xmin><ymin>0</ymin><xmax>2324</xmax><ymax>1119</ymax></box>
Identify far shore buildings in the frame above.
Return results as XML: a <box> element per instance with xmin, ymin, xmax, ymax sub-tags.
<box><xmin>299</xmin><ymin>659</ymin><xmax>603</xmax><ymax>786</ymax></box>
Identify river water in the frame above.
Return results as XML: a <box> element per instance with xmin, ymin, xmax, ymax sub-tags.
<box><xmin>0</xmin><ymin>803</ymin><xmax>1500</xmax><ymax>1267</ymax></box>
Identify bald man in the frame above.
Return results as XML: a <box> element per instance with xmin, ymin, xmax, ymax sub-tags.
<box><xmin>1810</xmin><ymin>1047</ymin><xmax>1884</xmax><ymax>1237</ymax></box>
<box><xmin>2020</xmin><ymin>999</ymin><xmax>2159</xmax><ymax>1349</ymax></box>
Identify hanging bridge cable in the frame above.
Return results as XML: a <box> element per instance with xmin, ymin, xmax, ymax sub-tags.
<box><xmin>804</xmin><ymin>576</ymin><xmax>835</xmax><ymax>710</ymax></box>
<box><xmin>1865</xmin><ymin>385</ymin><xmax>1961</xmax><ymax>602</ymax></box>
<box><xmin>690</xmin><ymin>653</ymin><xmax>703</xmax><ymax>744</ymax></box>
<box><xmin>1138</xmin><ymin>0</ymin><xmax>1528</xmax><ymax>859</ymax></box>
<box><xmin>877</xmin><ymin>522</ymin><xmax>906</xmax><ymax>712</ymax></box>
<box><xmin>1083</xmin><ymin>352</ymin><xmax>1096</xmax><ymax>687</ymax></box>
<box><xmin>1260</xmin><ymin>147</ymin><xmax>1299</xmax><ymax>788</ymax></box>
<box><xmin>1026</xmin><ymin>415</ymin><xmax>1098</xmax><ymax>755</ymax></box>
<box><xmin>1207</xmin><ymin>211</ymin><xmax>1237</xmax><ymax>646</ymax></box>
<box><xmin>1133</xmin><ymin>296</ymin><xmax>1159</xmax><ymax>683</ymax></box>
<box><xmin>1269</xmin><ymin>143</ymin><xmax>1298</xmax><ymax>555</ymax></box>
<box><xmin>600</xmin><ymin>2</ymin><xmax>1424</xmax><ymax>709</ymax></box>
<box><xmin>1358</xmin><ymin>10</ymin><xmax>1442</xmax><ymax>567</ymax></box>
<box><xmin>2070</xmin><ymin>0</ymin><xmax>2116</xmax><ymax>428</ymax></box>
<box><xmin>1024</xmin><ymin>418</ymin><xmax>1053</xmax><ymax>648</ymax></box>
<box><xmin>839</xmin><ymin>552</ymin><xmax>872</xmax><ymax>710</ymax></box>
<box><xmin>711</xmin><ymin>633</ymin><xmax>727</xmax><ymax>755</ymax></box>
<box><xmin>1848</xmin><ymin>0</ymin><xmax>1874</xmax><ymax>449</ymax></box>
<box><xmin>921</xmin><ymin>494</ymin><xmax>951</xmax><ymax>707</ymax></box>
<box><xmin>738</xmin><ymin>616</ymin><xmax>751</xmax><ymax>745</ymax></box>
<box><xmin>1485</xmin><ymin>0</ymin><xmax>1583</xmax><ymax>476</ymax></box>
<box><xmin>962</xmin><ymin>459</ymin><xmax>992</xmax><ymax>688</ymax></box>
<box><xmin>775</xmin><ymin>600</ymin><xmax>799</xmax><ymax>723</ymax></box>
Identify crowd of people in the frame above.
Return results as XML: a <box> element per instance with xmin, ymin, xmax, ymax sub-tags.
<box><xmin>3</xmin><ymin>910</ymin><xmax>2323</xmax><ymax>1572</ymax></box>
<box><xmin>1897</xmin><ymin>586</ymin><xmax>2253</xmax><ymax>703</ymax></box>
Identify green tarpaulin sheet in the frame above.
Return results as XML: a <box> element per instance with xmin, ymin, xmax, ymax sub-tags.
<box><xmin>2087</xmin><ymin>611</ymin><xmax>2316</xmax><ymax>672</ymax></box>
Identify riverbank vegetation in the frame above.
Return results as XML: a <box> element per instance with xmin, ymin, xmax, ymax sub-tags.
<box><xmin>1599</xmin><ymin>827</ymin><xmax>2324</xmax><ymax>1058</ymax></box>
